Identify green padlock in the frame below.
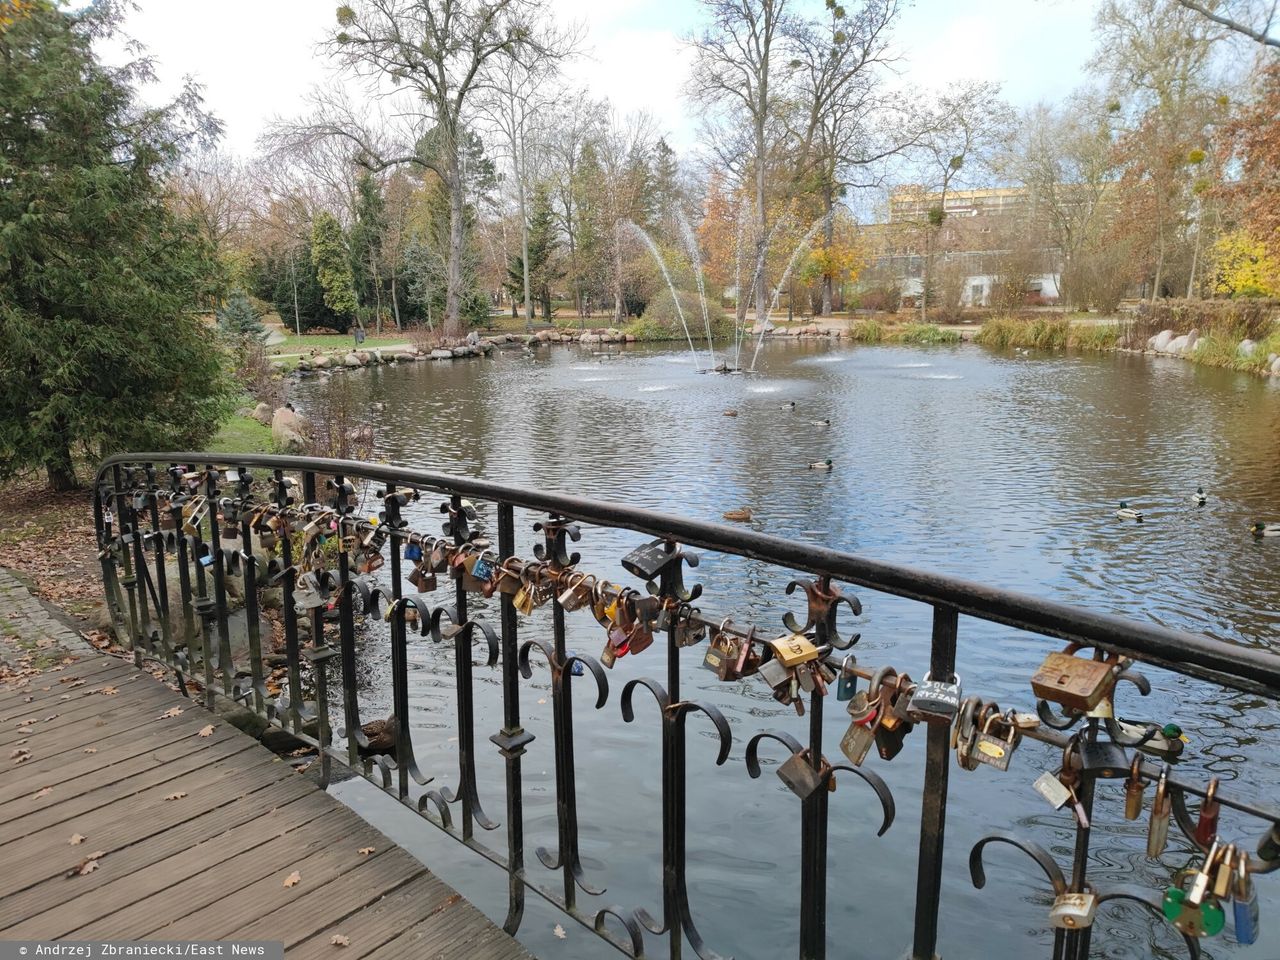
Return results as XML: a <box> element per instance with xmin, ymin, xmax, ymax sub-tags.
<box><xmin>836</xmin><ymin>654</ymin><xmax>857</xmax><ymax>701</ymax></box>
<box><xmin>1162</xmin><ymin>870</ymin><xmax>1225</xmax><ymax>937</ymax></box>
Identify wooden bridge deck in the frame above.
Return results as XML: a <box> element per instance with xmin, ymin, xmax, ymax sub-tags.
<box><xmin>0</xmin><ymin>635</ymin><xmax>534</xmax><ymax>959</ymax></box>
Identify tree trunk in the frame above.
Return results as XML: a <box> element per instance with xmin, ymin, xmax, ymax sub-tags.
<box><xmin>920</xmin><ymin>228</ymin><xmax>931</xmax><ymax>323</ymax></box>
<box><xmin>444</xmin><ymin>165</ymin><xmax>465</xmax><ymax>338</ymax></box>
<box><xmin>390</xmin><ymin>266</ymin><xmax>402</xmax><ymax>330</ymax></box>
<box><xmin>45</xmin><ymin>438</ymin><xmax>77</xmax><ymax>491</ymax></box>
<box><xmin>289</xmin><ymin>251</ymin><xmax>301</xmax><ymax>336</ymax></box>
<box><xmin>613</xmin><ymin>220</ymin><xmax>625</xmax><ymax>323</ymax></box>
<box><xmin>820</xmin><ymin>182</ymin><xmax>835</xmax><ymax>316</ymax></box>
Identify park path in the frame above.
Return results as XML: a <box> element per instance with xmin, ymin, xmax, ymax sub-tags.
<box><xmin>0</xmin><ymin>568</ymin><xmax>534</xmax><ymax>960</ymax></box>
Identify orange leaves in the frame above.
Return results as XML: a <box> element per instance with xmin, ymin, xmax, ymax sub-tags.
<box><xmin>158</xmin><ymin>706</ymin><xmax>183</xmax><ymax>719</ymax></box>
<box><xmin>197</xmin><ymin>724</ymin><xmax>216</xmax><ymax>737</ymax></box>
<box><xmin>67</xmin><ymin>851</ymin><xmax>106</xmax><ymax>877</ymax></box>
<box><xmin>283</xmin><ymin>871</ymin><xmax>301</xmax><ymax>888</ymax></box>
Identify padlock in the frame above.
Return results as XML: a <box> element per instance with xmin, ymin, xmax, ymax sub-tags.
<box><xmin>293</xmin><ymin>572</ymin><xmax>325</xmax><ymax>612</ymax></box>
<box><xmin>1195</xmin><ymin>778</ymin><xmax>1221</xmax><ymax>847</ymax></box>
<box><xmin>495</xmin><ymin>561</ymin><xmax>523</xmax><ymax>596</ymax></box>
<box><xmin>1033</xmin><ymin>771</ymin><xmax>1073</xmax><ymax>811</ymax></box>
<box><xmin>769</xmin><ymin>633</ymin><xmax>819</xmax><ymax>668</ymax></box>
<box><xmin>470</xmin><ymin>554</ymin><xmax>494</xmax><ymax>582</ymax></box>
<box><xmin>674</xmin><ymin>606</ymin><xmax>707</xmax><ymax>647</ymax></box>
<box><xmin>1148</xmin><ymin>767</ymin><xmax>1172</xmax><ymax>857</ymax></box>
<box><xmin>356</xmin><ymin>551</ymin><xmax>385</xmax><ymax>575</ymax></box>
<box><xmin>407</xmin><ymin>564</ymin><xmax>437</xmax><ymax>593</ymax></box>
<box><xmin>1049</xmin><ymin>891</ymin><xmax>1097</xmax><ymax>929</ymax></box>
<box><xmin>1162</xmin><ymin>869</ymin><xmax>1225</xmax><ymax>937</ymax></box>
<box><xmin>1079</xmin><ymin>740</ymin><xmax>1128</xmax><ymax>778</ymax></box>
<box><xmin>797</xmin><ymin>663</ymin><xmax>816</xmax><ymax>693</ymax></box>
<box><xmin>753</xmin><ymin>651</ymin><xmax>786</xmax><ymax>687</ymax></box>
<box><xmin>620</xmin><ymin>538</ymin><xmax>675</xmax><ymax>581</ymax></box>
<box><xmin>404</xmin><ymin>542</ymin><xmax>423</xmax><ymax>563</ymax></box>
<box><xmin>777</xmin><ymin>751</ymin><xmax>823</xmax><ymax>799</ymax></box>
<box><xmin>557</xmin><ymin>573</ymin><xmax>591</xmax><ymax>610</ymax></box>
<box><xmin>1213</xmin><ymin>844</ymin><xmax>1236</xmax><ymax>900</ymax></box>
<box><xmin>972</xmin><ymin>712</ymin><xmax>1018</xmax><ymax>771</ymax></box>
<box><xmin>1030</xmin><ymin>644</ymin><xmax>1121</xmax><ymax>713</ymax></box>
<box><xmin>1234</xmin><ymin>849</ymin><xmax>1259</xmax><ymax>945</ymax></box>
<box><xmin>839</xmin><ymin>691</ymin><xmax>879</xmax><ymax>766</ymax></box>
<box><xmin>1124</xmin><ymin>755</ymin><xmax>1146</xmax><ymax>820</ymax></box>
<box><xmin>600</xmin><ymin>639</ymin><xmax>618</xmax><ymax>669</ymax></box>
<box><xmin>513</xmin><ymin>584</ymin><xmax>536</xmax><ymax>616</ymax></box>
<box><xmin>836</xmin><ymin>655</ymin><xmax>857</xmax><ymax>701</ymax></box>
<box><xmin>1188</xmin><ymin>840</ymin><xmax>1220</xmax><ymax>906</ymax></box>
<box><xmin>907</xmin><ymin>671</ymin><xmax>962</xmax><ymax>723</ymax></box>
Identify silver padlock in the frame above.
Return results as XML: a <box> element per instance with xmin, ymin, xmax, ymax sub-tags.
<box><xmin>906</xmin><ymin>671</ymin><xmax>962</xmax><ymax>723</ymax></box>
<box><xmin>757</xmin><ymin>656</ymin><xmax>790</xmax><ymax>690</ymax></box>
<box><xmin>292</xmin><ymin>572</ymin><xmax>326</xmax><ymax>612</ymax></box>
<box><xmin>1048</xmin><ymin>892</ymin><xmax>1097</xmax><ymax>929</ymax></box>
<box><xmin>1032</xmin><ymin>771</ymin><xmax>1072</xmax><ymax>810</ymax></box>
<box><xmin>839</xmin><ymin>691</ymin><xmax>879</xmax><ymax>766</ymax></box>
<box><xmin>776</xmin><ymin>751</ymin><xmax>823</xmax><ymax>799</ymax></box>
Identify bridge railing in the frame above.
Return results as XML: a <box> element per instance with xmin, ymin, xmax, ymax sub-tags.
<box><xmin>93</xmin><ymin>453</ymin><xmax>1280</xmax><ymax>960</ymax></box>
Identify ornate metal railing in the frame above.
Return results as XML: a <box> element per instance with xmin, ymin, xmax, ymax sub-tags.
<box><xmin>93</xmin><ymin>453</ymin><xmax>1280</xmax><ymax>960</ymax></box>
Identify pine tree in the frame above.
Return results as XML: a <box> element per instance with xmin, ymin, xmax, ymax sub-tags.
<box><xmin>216</xmin><ymin>290</ymin><xmax>266</xmax><ymax>343</ymax></box>
<box><xmin>0</xmin><ymin>2</ymin><xmax>234</xmax><ymax>490</ymax></box>
<box><xmin>310</xmin><ymin>211</ymin><xmax>359</xmax><ymax>328</ymax></box>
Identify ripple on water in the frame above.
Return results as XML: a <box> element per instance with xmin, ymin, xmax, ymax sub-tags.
<box><xmin>638</xmin><ymin>384</ymin><xmax>675</xmax><ymax>392</ymax></box>
<box><xmin>911</xmin><ymin>373</ymin><xmax>962</xmax><ymax>380</ymax></box>
<box><xmin>746</xmin><ymin>385</ymin><xmax>783</xmax><ymax>393</ymax></box>
<box><xmin>892</xmin><ymin>362</ymin><xmax>932</xmax><ymax>368</ymax></box>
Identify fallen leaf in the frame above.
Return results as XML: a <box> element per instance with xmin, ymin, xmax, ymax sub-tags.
<box><xmin>13</xmin><ymin>753</ymin><xmax>30</xmax><ymax>764</ymax></box>
<box><xmin>9</xmin><ymin>747</ymin><xmax>30</xmax><ymax>759</ymax></box>
<box><xmin>78</xmin><ymin>860</ymin><xmax>98</xmax><ymax>876</ymax></box>
<box><xmin>32</xmin><ymin>787</ymin><xmax>51</xmax><ymax>799</ymax></box>
<box><xmin>357</xmin><ymin>847</ymin><xmax>375</xmax><ymax>856</ymax></box>
<box><xmin>283</xmin><ymin>871</ymin><xmax>301</xmax><ymax>888</ymax></box>
<box><xmin>164</xmin><ymin>792</ymin><xmax>187</xmax><ymax>801</ymax></box>
<box><xmin>329</xmin><ymin>935</ymin><xmax>349</xmax><ymax>947</ymax></box>
<box><xmin>69</xmin><ymin>834</ymin><xmax>85</xmax><ymax>845</ymax></box>
<box><xmin>537</xmin><ymin>698</ymin><xmax>547</xmax><ymax>705</ymax></box>
<box><xmin>66</xmin><ymin>851</ymin><xmax>105</xmax><ymax>877</ymax></box>
<box><xmin>553</xmin><ymin>924</ymin><xmax>567</xmax><ymax>940</ymax></box>
<box><xmin>18</xmin><ymin>718</ymin><xmax>37</xmax><ymax>726</ymax></box>
<box><xmin>43</xmin><ymin>714</ymin><xmax>57</xmax><ymax>721</ymax></box>
<box><xmin>69</xmin><ymin>680</ymin><xmax>86</xmax><ymax>688</ymax></box>
<box><xmin>83</xmin><ymin>747</ymin><xmax>97</xmax><ymax>754</ymax></box>
<box><xmin>23</xmin><ymin>696</ymin><xmax>32</xmax><ymax>703</ymax></box>
<box><xmin>100</xmin><ymin>686</ymin><xmax>119</xmax><ymax>696</ymax></box>
<box><xmin>197</xmin><ymin>724</ymin><xmax>215</xmax><ymax>737</ymax></box>
<box><xmin>158</xmin><ymin>706</ymin><xmax>183</xmax><ymax>718</ymax></box>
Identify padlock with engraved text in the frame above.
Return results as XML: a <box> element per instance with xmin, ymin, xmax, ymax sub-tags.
<box><xmin>1030</xmin><ymin>644</ymin><xmax>1122</xmax><ymax>713</ymax></box>
<box><xmin>972</xmin><ymin>712</ymin><xmax>1019</xmax><ymax>772</ymax></box>
<box><xmin>1049</xmin><ymin>891</ymin><xmax>1098</xmax><ymax>930</ymax></box>
<box><xmin>769</xmin><ymin>633</ymin><xmax>820</xmax><ymax>669</ymax></box>
<box><xmin>557</xmin><ymin>572</ymin><xmax>592</xmax><ymax>611</ymax></box>
<box><xmin>907</xmin><ymin>671</ymin><xmax>962</xmax><ymax>724</ymax></box>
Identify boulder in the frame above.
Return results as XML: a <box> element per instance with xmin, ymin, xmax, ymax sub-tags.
<box><xmin>536</xmin><ymin>329</ymin><xmax>554</xmax><ymax>341</ymax></box>
<box><xmin>431</xmin><ymin>349</ymin><xmax>454</xmax><ymax>360</ymax></box>
<box><xmin>311</xmin><ymin>354</ymin><xmax>331</xmax><ymax>369</ymax></box>
<box><xmin>251</xmin><ymin>402</ymin><xmax>273</xmax><ymax>425</ymax></box>
<box><xmin>1184</xmin><ymin>329</ymin><xmax>1199</xmax><ymax>353</ymax></box>
<box><xmin>343</xmin><ymin>353</ymin><xmax>362</xmax><ymax>368</ymax></box>
<box><xmin>1166</xmin><ymin>335</ymin><xmax>1188</xmax><ymax>355</ymax></box>
<box><xmin>271</xmin><ymin>406</ymin><xmax>309</xmax><ymax>454</ymax></box>
<box><xmin>606</xmin><ymin>327</ymin><xmax>622</xmax><ymax>338</ymax></box>
<box><xmin>580</xmin><ymin>334</ymin><xmax>601</xmax><ymax>345</ymax></box>
<box><xmin>356</xmin><ymin>351</ymin><xmax>371</xmax><ymax>365</ymax></box>
<box><xmin>1151</xmin><ymin>329</ymin><xmax>1175</xmax><ymax>352</ymax></box>
<box><xmin>625</xmin><ymin>334</ymin><xmax>637</xmax><ymax>343</ymax></box>
<box><xmin>395</xmin><ymin>352</ymin><xmax>416</xmax><ymax>363</ymax></box>
<box><xmin>295</xmin><ymin>359</ymin><xmax>311</xmax><ymax>372</ymax></box>
<box><xmin>451</xmin><ymin>346</ymin><xmax>471</xmax><ymax>357</ymax></box>
<box><xmin>1239</xmin><ymin>338</ymin><xmax>1257</xmax><ymax>357</ymax></box>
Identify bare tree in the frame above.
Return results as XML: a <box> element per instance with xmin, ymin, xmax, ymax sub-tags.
<box><xmin>1175</xmin><ymin>0</ymin><xmax>1279</xmax><ymax>47</ymax></box>
<box><xmin>689</xmin><ymin>0</ymin><xmax>793</xmax><ymax>323</ymax></box>
<box><xmin>283</xmin><ymin>0</ymin><xmax>551</xmax><ymax>338</ymax></box>
<box><xmin>543</xmin><ymin>92</ymin><xmax>606</xmax><ymax>318</ymax></box>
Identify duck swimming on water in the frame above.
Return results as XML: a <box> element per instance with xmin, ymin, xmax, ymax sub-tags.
<box><xmin>722</xmin><ymin>507</ymin><xmax>753</xmax><ymax>522</ymax></box>
<box><xmin>808</xmin><ymin>459</ymin><xmax>833</xmax><ymax>471</ymax></box>
<box><xmin>1115</xmin><ymin>502</ymin><xmax>1144</xmax><ymax>522</ymax></box>
<box><xmin>1252</xmin><ymin>522</ymin><xmax>1279</xmax><ymax>537</ymax></box>
<box><xmin>1192</xmin><ymin>485</ymin><xmax>1207</xmax><ymax>506</ymax></box>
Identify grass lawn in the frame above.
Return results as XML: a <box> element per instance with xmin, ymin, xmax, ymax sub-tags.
<box><xmin>267</xmin><ymin>333</ymin><xmax>407</xmax><ymax>355</ymax></box>
<box><xmin>209</xmin><ymin>414</ymin><xmax>275</xmax><ymax>454</ymax></box>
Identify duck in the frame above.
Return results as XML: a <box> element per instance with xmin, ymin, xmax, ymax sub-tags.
<box><xmin>358</xmin><ymin>713</ymin><xmax>397</xmax><ymax>756</ymax></box>
<box><xmin>723</xmin><ymin>409</ymin><xmax>739</xmax><ymax>417</ymax></box>
<box><xmin>1252</xmin><ymin>522</ymin><xmax>1280</xmax><ymax>537</ymax></box>
<box><xmin>808</xmin><ymin>459</ymin><xmax>833</xmax><ymax>471</ymax></box>
<box><xmin>1115</xmin><ymin>719</ymin><xmax>1187</xmax><ymax>759</ymax></box>
<box><xmin>1115</xmin><ymin>501</ymin><xmax>1144</xmax><ymax>522</ymax></box>
<box><xmin>1192</xmin><ymin>485</ymin><xmax>1207</xmax><ymax>506</ymax></box>
<box><xmin>782</xmin><ymin>401</ymin><xmax>795</xmax><ymax>410</ymax></box>
<box><xmin>722</xmin><ymin>507</ymin><xmax>753</xmax><ymax>522</ymax></box>
<box><xmin>370</xmin><ymin>401</ymin><xmax>387</xmax><ymax>413</ymax></box>
<box><xmin>811</xmin><ymin>418</ymin><xmax>830</xmax><ymax>427</ymax></box>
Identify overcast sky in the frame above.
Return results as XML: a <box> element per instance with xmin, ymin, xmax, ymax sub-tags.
<box><xmin>111</xmin><ymin>0</ymin><xmax>1104</xmax><ymax>158</ymax></box>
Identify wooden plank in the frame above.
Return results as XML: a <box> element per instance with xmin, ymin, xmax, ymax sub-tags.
<box><xmin>138</xmin><ymin>826</ymin><xmax>412</xmax><ymax>942</ymax></box>
<box><xmin>365</xmin><ymin>906</ymin><xmax>534</xmax><ymax>960</ymax></box>
<box><xmin>0</xmin><ymin>726</ymin><xmax>254</xmax><ymax>842</ymax></box>
<box><xmin>70</xmin><ymin>809</ymin><xmax>373</xmax><ymax>940</ymax></box>
<box><xmin>226</xmin><ymin>852</ymin><xmax>431</xmax><ymax>947</ymax></box>
<box><xmin>0</xmin><ymin>749</ymin><xmax>296</xmax><ymax>895</ymax></box>
<box><xmin>0</xmin><ymin>774</ymin><xmax>317</xmax><ymax>931</ymax></box>
<box><xmin>285</xmin><ymin>874</ymin><xmax>467</xmax><ymax>960</ymax></box>
<box><xmin>0</xmin><ymin>702</ymin><xmax>249</xmax><ymax>806</ymax></box>
<box><xmin>0</xmin><ymin>675</ymin><xmax>162</xmax><ymax>747</ymax></box>
<box><xmin>0</xmin><ymin>659</ymin><xmax>130</xmax><ymax>710</ymax></box>
<box><xmin>4</xmin><ymin>796</ymin><xmax>338</xmax><ymax>939</ymax></box>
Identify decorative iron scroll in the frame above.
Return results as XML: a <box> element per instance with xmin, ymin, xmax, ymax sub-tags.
<box><xmin>94</xmin><ymin>454</ymin><xmax>1280</xmax><ymax>960</ymax></box>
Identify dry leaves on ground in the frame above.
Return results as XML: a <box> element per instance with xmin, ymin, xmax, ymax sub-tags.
<box><xmin>99</xmin><ymin>686</ymin><xmax>118</xmax><ymax>696</ymax></box>
<box><xmin>43</xmin><ymin>714</ymin><xmax>56</xmax><ymax>721</ymax></box>
<box><xmin>197</xmin><ymin>725</ymin><xmax>215</xmax><ymax>737</ymax></box>
<box><xmin>158</xmin><ymin>706</ymin><xmax>183</xmax><ymax>719</ymax></box>
<box><xmin>68</xmin><ymin>834</ymin><xmax>85</xmax><ymax>845</ymax></box>
<box><xmin>164</xmin><ymin>792</ymin><xmax>187</xmax><ymax>801</ymax></box>
<box><xmin>357</xmin><ymin>847</ymin><xmax>375</xmax><ymax>856</ymax></box>
<box><xmin>83</xmin><ymin>747</ymin><xmax>97</xmax><ymax>754</ymax></box>
<box><xmin>283</xmin><ymin>871</ymin><xmax>301</xmax><ymax>888</ymax></box>
<box><xmin>329</xmin><ymin>935</ymin><xmax>350</xmax><ymax>947</ymax></box>
<box><xmin>553</xmin><ymin>924</ymin><xmax>567</xmax><ymax>940</ymax></box>
<box><xmin>66</xmin><ymin>850</ymin><xmax>106</xmax><ymax>877</ymax></box>
<box><xmin>10</xmin><ymin>747</ymin><xmax>30</xmax><ymax>761</ymax></box>
<box><xmin>32</xmin><ymin>786</ymin><xmax>51</xmax><ymax>799</ymax></box>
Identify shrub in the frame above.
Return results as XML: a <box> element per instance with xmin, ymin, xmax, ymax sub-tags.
<box><xmin>847</xmin><ymin>319</ymin><xmax>884</xmax><ymax>343</ymax></box>
<box><xmin>1067</xmin><ymin>324</ymin><xmax>1122</xmax><ymax>351</ymax></box>
<box><xmin>1130</xmin><ymin>298</ymin><xmax>1279</xmax><ymax>344</ymax></box>
<box><xmin>895</xmin><ymin>324</ymin><xmax>962</xmax><ymax>345</ymax></box>
<box><xmin>640</xmin><ymin>288</ymin><xmax>731</xmax><ymax>339</ymax></box>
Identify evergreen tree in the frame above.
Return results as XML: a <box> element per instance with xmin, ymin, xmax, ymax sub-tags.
<box><xmin>349</xmin><ymin>173</ymin><xmax>388</xmax><ymax>331</ymax></box>
<box><xmin>310</xmin><ymin>211</ymin><xmax>359</xmax><ymax>328</ymax></box>
<box><xmin>526</xmin><ymin>184</ymin><xmax>562</xmax><ymax>319</ymax></box>
<box><xmin>0</xmin><ymin>1</ymin><xmax>234</xmax><ymax>490</ymax></box>
<box><xmin>216</xmin><ymin>290</ymin><xmax>266</xmax><ymax>344</ymax></box>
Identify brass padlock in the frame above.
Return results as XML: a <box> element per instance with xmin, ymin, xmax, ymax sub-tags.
<box><xmin>769</xmin><ymin>633</ymin><xmax>819</xmax><ymax>669</ymax></box>
<box><xmin>556</xmin><ymin>572</ymin><xmax>592</xmax><ymax>610</ymax></box>
<box><xmin>1030</xmin><ymin>644</ymin><xmax>1120</xmax><ymax>713</ymax></box>
<box><xmin>839</xmin><ymin>691</ymin><xmax>880</xmax><ymax>766</ymax></box>
<box><xmin>777</xmin><ymin>750</ymin><xmax>824</xmax><ymax>799</ymax></box>
<box><xmin>972</xmin><ymin>711</ymin><xmax>1018</xmax><ymax>771</ymax></box>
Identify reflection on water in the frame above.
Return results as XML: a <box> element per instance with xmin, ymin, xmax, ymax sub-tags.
<box><xmin>297</xmin><ymin>340</ymin><xmax>1280</xmax><ymax>960</ymax></box>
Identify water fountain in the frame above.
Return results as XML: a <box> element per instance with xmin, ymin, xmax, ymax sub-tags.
<box><xmin>674</xmin><ymin>212</ymin><xmax>717</xmax><ymax>370</ymax></box>
<box><xmin>620</xmin><ymin>220</ymin><xmax>704</xmax><ymax>372</ymax></box>
<box><xmin>748</xmin><ymin>212</ymin><xmax>836</xmax><ymax>372</ymax></box>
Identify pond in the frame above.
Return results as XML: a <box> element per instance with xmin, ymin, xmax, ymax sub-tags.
<box><xmin>294</xmin><ymin>339</ymin><xmax>1280</xmax><ymax>960</ymax></box>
